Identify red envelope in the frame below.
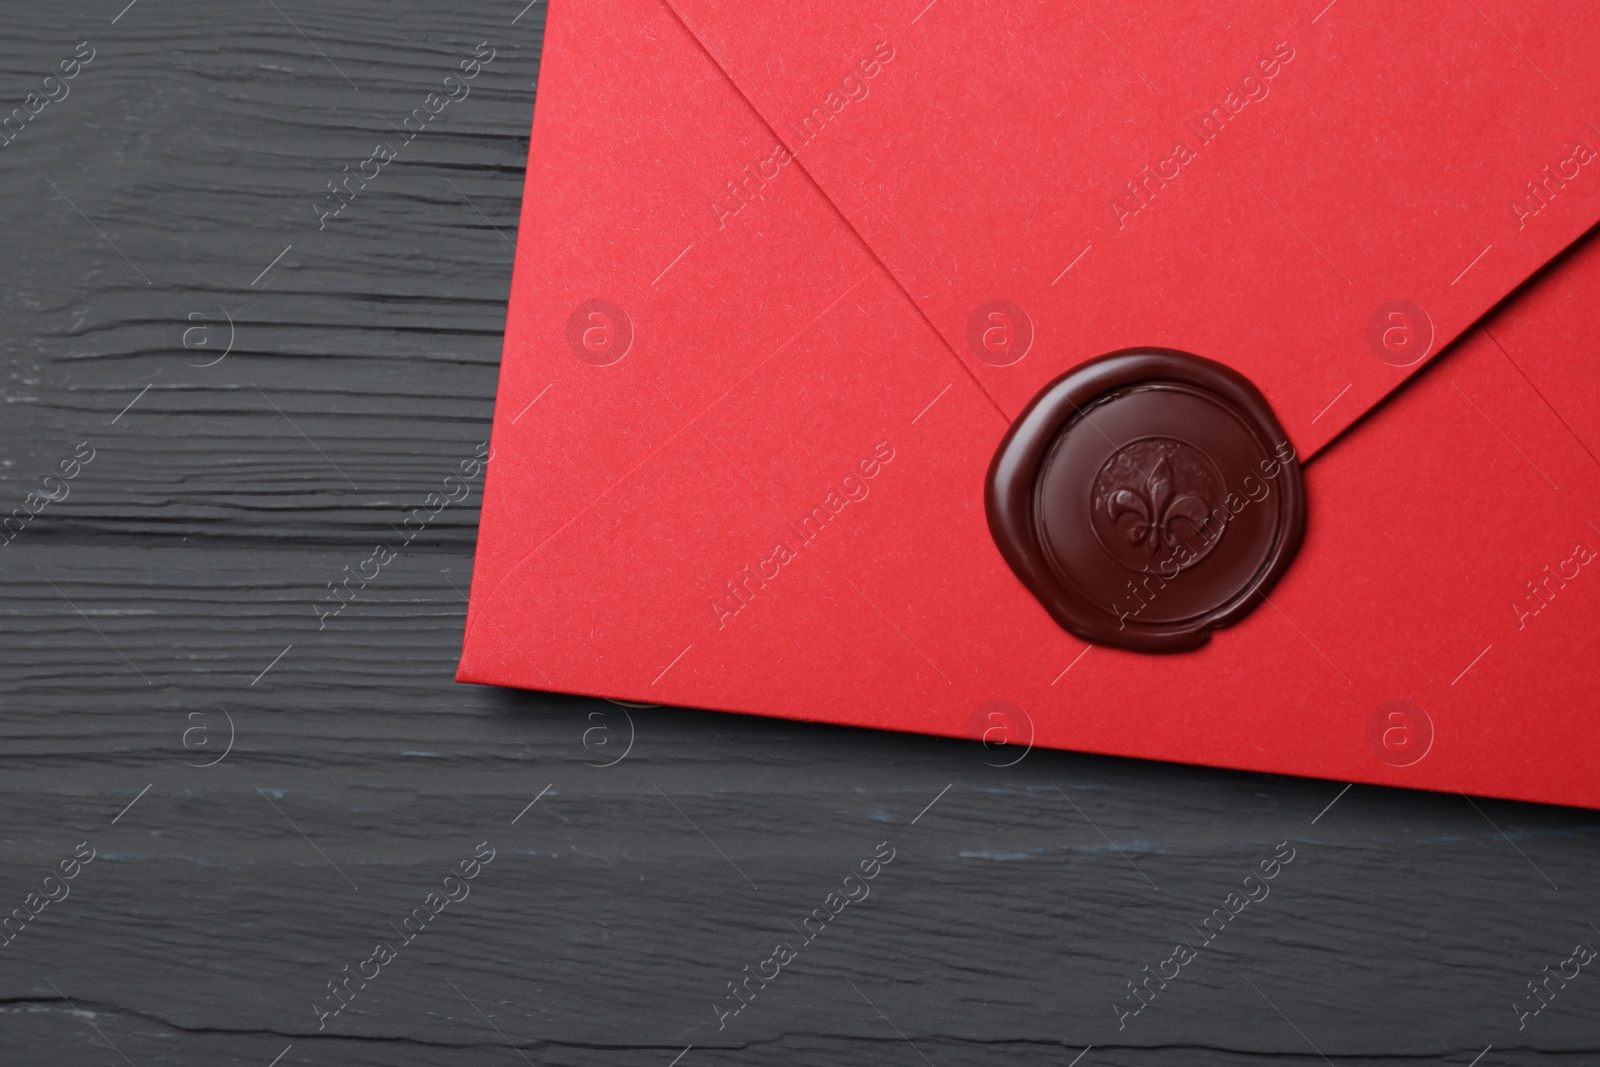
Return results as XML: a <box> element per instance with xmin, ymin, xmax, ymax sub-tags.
<box><xmin>459</xmin><ymin>0</ymin><xmax>1600</xmax><ymax>808</ymax></box>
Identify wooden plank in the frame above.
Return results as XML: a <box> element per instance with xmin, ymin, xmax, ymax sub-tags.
<box><xmin>0</xmin><ymin>0</ymin><xmax>535</xmax><ymax>544</ymax></box>
<box><xmin>1</xmin><ymin>3</ymin><xmax>1597</xmax><ymax>1065</ymax></box>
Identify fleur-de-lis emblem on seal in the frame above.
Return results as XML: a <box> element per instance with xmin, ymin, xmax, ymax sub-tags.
<box><xmin>1089</xmin><ymin>438</ymin><xmax>1227</xmax><ymax>573</ymax></box>
<box><xmin>1105</xmin><ymin>456</ymin><xmax>1212</xmax><ymax>555</ymax></box>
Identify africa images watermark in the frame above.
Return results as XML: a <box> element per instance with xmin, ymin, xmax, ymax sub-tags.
<box><xmin>1512</xmin><ymin>933</ymin><xmax>1597</xmax><ymax>1030</ymax></box>
<box><xmin>1109</xmin><ymin>440</ymin><xmax>1296</xmax><ymax>630</ymax></box>
<box><xmin>312</xmin><ymin>840</ymin><xmax>497</xmax><ymax>1030</ymax></box>
<box><xmin>314</xmin><ymin>440</ymin><xmax>488</xmax><ymax>630</ymax></box>
<box><xmin>1511</xmin><ymin>135</ymin><xmax>1596</xmax><ymax>231</ymax></box>
<box><xmin>1510</xmin><ymin>532</ymin><xmax>1596</xmax><ymax>630</ymax></box>
<box><xmin>1</xmin><ymin>40</ymin><xmax>95</xmax><ymax>149</ymax></box>
<box><xmin>1</xmin><ymin>841</ymin><xmax>97</xmax><ymax>950</ymax></box>
<box><xmin>313</xmin><ymin>41</ymin><xmax>497</xmax><ymax>229</ymax></box>
<box><xmin>1110</xmin><ymin>41</ymin><xmax>1295</xmax><ymax>230</ymax></box>
<box><xmin>783</xmin><ymin>40</ymin><xmax>896</xmax><ymax>151</ymax></box>
<box><xmin>712</xmin><ymin>840</ymin><xmax>896</xmax><ymax>1029</ymax></box>
<box><xmin>708</xmin><ymin>439</ymin><xmax>895</xmax><ymax>631</ymax></box>
<box><xmin>1112</xmin><ymin>840</ymin><xmax>1297</xmax><ymax>1029</ymax></box>
<box><xmin>2</xmin><ymin>440</ymin><xmax>94</xmax><ymax>548</ymax></box>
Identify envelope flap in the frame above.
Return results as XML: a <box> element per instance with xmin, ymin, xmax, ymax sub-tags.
<box><xmin>663</xmin><ymin>0</ymin><xmax>1600</xmax><ymax>454</ymax></box>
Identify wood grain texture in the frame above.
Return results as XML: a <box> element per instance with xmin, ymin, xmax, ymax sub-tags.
<box><xmin>3</xmin><ymin>3</ymin><xmax>1599</xmax><ymax>1065</ymax></box>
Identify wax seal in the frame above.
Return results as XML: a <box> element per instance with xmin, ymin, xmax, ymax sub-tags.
<box><xmin>986</xmin><ymin>349</ymin><xmax>1305</xmax><ymax>652</ymax></box>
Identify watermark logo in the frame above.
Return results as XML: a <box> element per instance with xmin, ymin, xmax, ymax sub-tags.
<box><xmin>181</xmin><ymin>307</ymin><xmax>235</xmax><ymax>367</ymax></box>
<box><xmin>712</xmin><ymin>841</ymin><xmax>895</xmax><ymax>1029</ymax></box>
<box><xmin>1112</xmin><ymin>840</ymin><xmax>1296</xmax><ymax>1029</ymax></box>
<box><xmin>1366</xmin><ymin>300</ymin><xmax>1433</xmax><ymax>367</ymax></box>
<box><xmin>313</xmin><ymin>441</ymin><xmax>487</xmax><ymax>630</ymax></box>
<box><xmin>1512</xmin><ymin>536</ymin><xmax>1596</xmax><ymax>630</ymax></box>
<box><xmin>965</xmin><ymin>300</ymin><xmax>1032</xmax><ymax>366</ymax></box>
<box><xmin>313</xmin><ymin>43</ymin><xmax>495</xmax><ymax>229</ymax></box>
<box><xmin>0</xmin><ymin>841</ymin><xmax>96</xmax><ymax>951</ymax></box>
<box><xmin>1512</xmin><ymin>138</ymin><xmax>1596</xmax><ymax>230</ymax></box>
<box><xmin>1</xmin><ymin>40</ymin><xmax>94</xmax><ymax>150</ymax></box>
<box><xmin>566</xmin><ymin>299</ymin><xmax>633</xmax><ymax>366</ymax></box>
<box><xmin>181</xmin><ymin>707</ymin><xmax>236</xmax><ymax>768</ymax></box>
<box><xmin>708</xmin><ymin>440</ymin><xmax>894</xmax><ymax>631</ymax></box>
<box><xmin>1103</xmin><ymin>440</ymin><xmax>1295</xmax><ymax>631</ymax></box>
<box><xmin>1513</xmin><ymin>937</ymin><xmax>1597</xmax><ymax>1030</ymax></box>
<box><xmin>312</xmin><ymin>841</ymin><xmax>496</xmax><ymax>1031</ymax></box>
<box><xmin>966</xmin><ymin>700</ymin><xmax>1034</xmax><ymax>767</ymax></box>
<box><xmin>1111</xmin><ymin>41</ymin><xmax>1295</xmax><ymax>231</ymax></box>
<box><xmin>1366</xmin><ymin>699</ymin><xmax>1433</xmax><ymax>767</ymax></box>
<box><xmin>710</xmin><ymin>143</ymin><xmax>795</xmax><ymax>230</ymax></box>
<box><xmin>785</xmin><ymin>41</ymin><xmax>896</xmax><ymax>148</ymax></box>
<box><xmin>2</xmin><ymin>440</ymin><xmax>94</xmax><ymax>549</ymax></box>
<box><xmin>582</xmin><ymin>706</ymin><xmax>637</xmax><ymax>768</ymax></box>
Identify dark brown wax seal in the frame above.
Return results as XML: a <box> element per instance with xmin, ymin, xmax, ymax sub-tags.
<box><xmin>986</xmin><ymin>349</ymin><xmax>1305</xmax><ymax>652</ymax></box>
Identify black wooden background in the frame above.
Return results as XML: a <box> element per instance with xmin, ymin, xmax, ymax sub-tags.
<box><xmin>2</xmin><ymin>3</ymin><xmax>1597</xmax><ymax>1065</ymax></box>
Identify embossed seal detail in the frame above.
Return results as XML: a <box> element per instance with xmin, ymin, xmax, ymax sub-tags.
<box><xmin>986</xmin><ymin>349</ymin><xmax>1306</xmax><ymax>652</ymax></box>
<box><xmin>1091</xmin><ymin>439</ymin><xmax>1226</xmax><ymax>572</ymax></box>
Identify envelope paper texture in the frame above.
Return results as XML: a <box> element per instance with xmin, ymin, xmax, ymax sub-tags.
<box><xmin>460</xmin><ymin>0</ymin><xmax>1600</xmax><ymax>808</ymax></box>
